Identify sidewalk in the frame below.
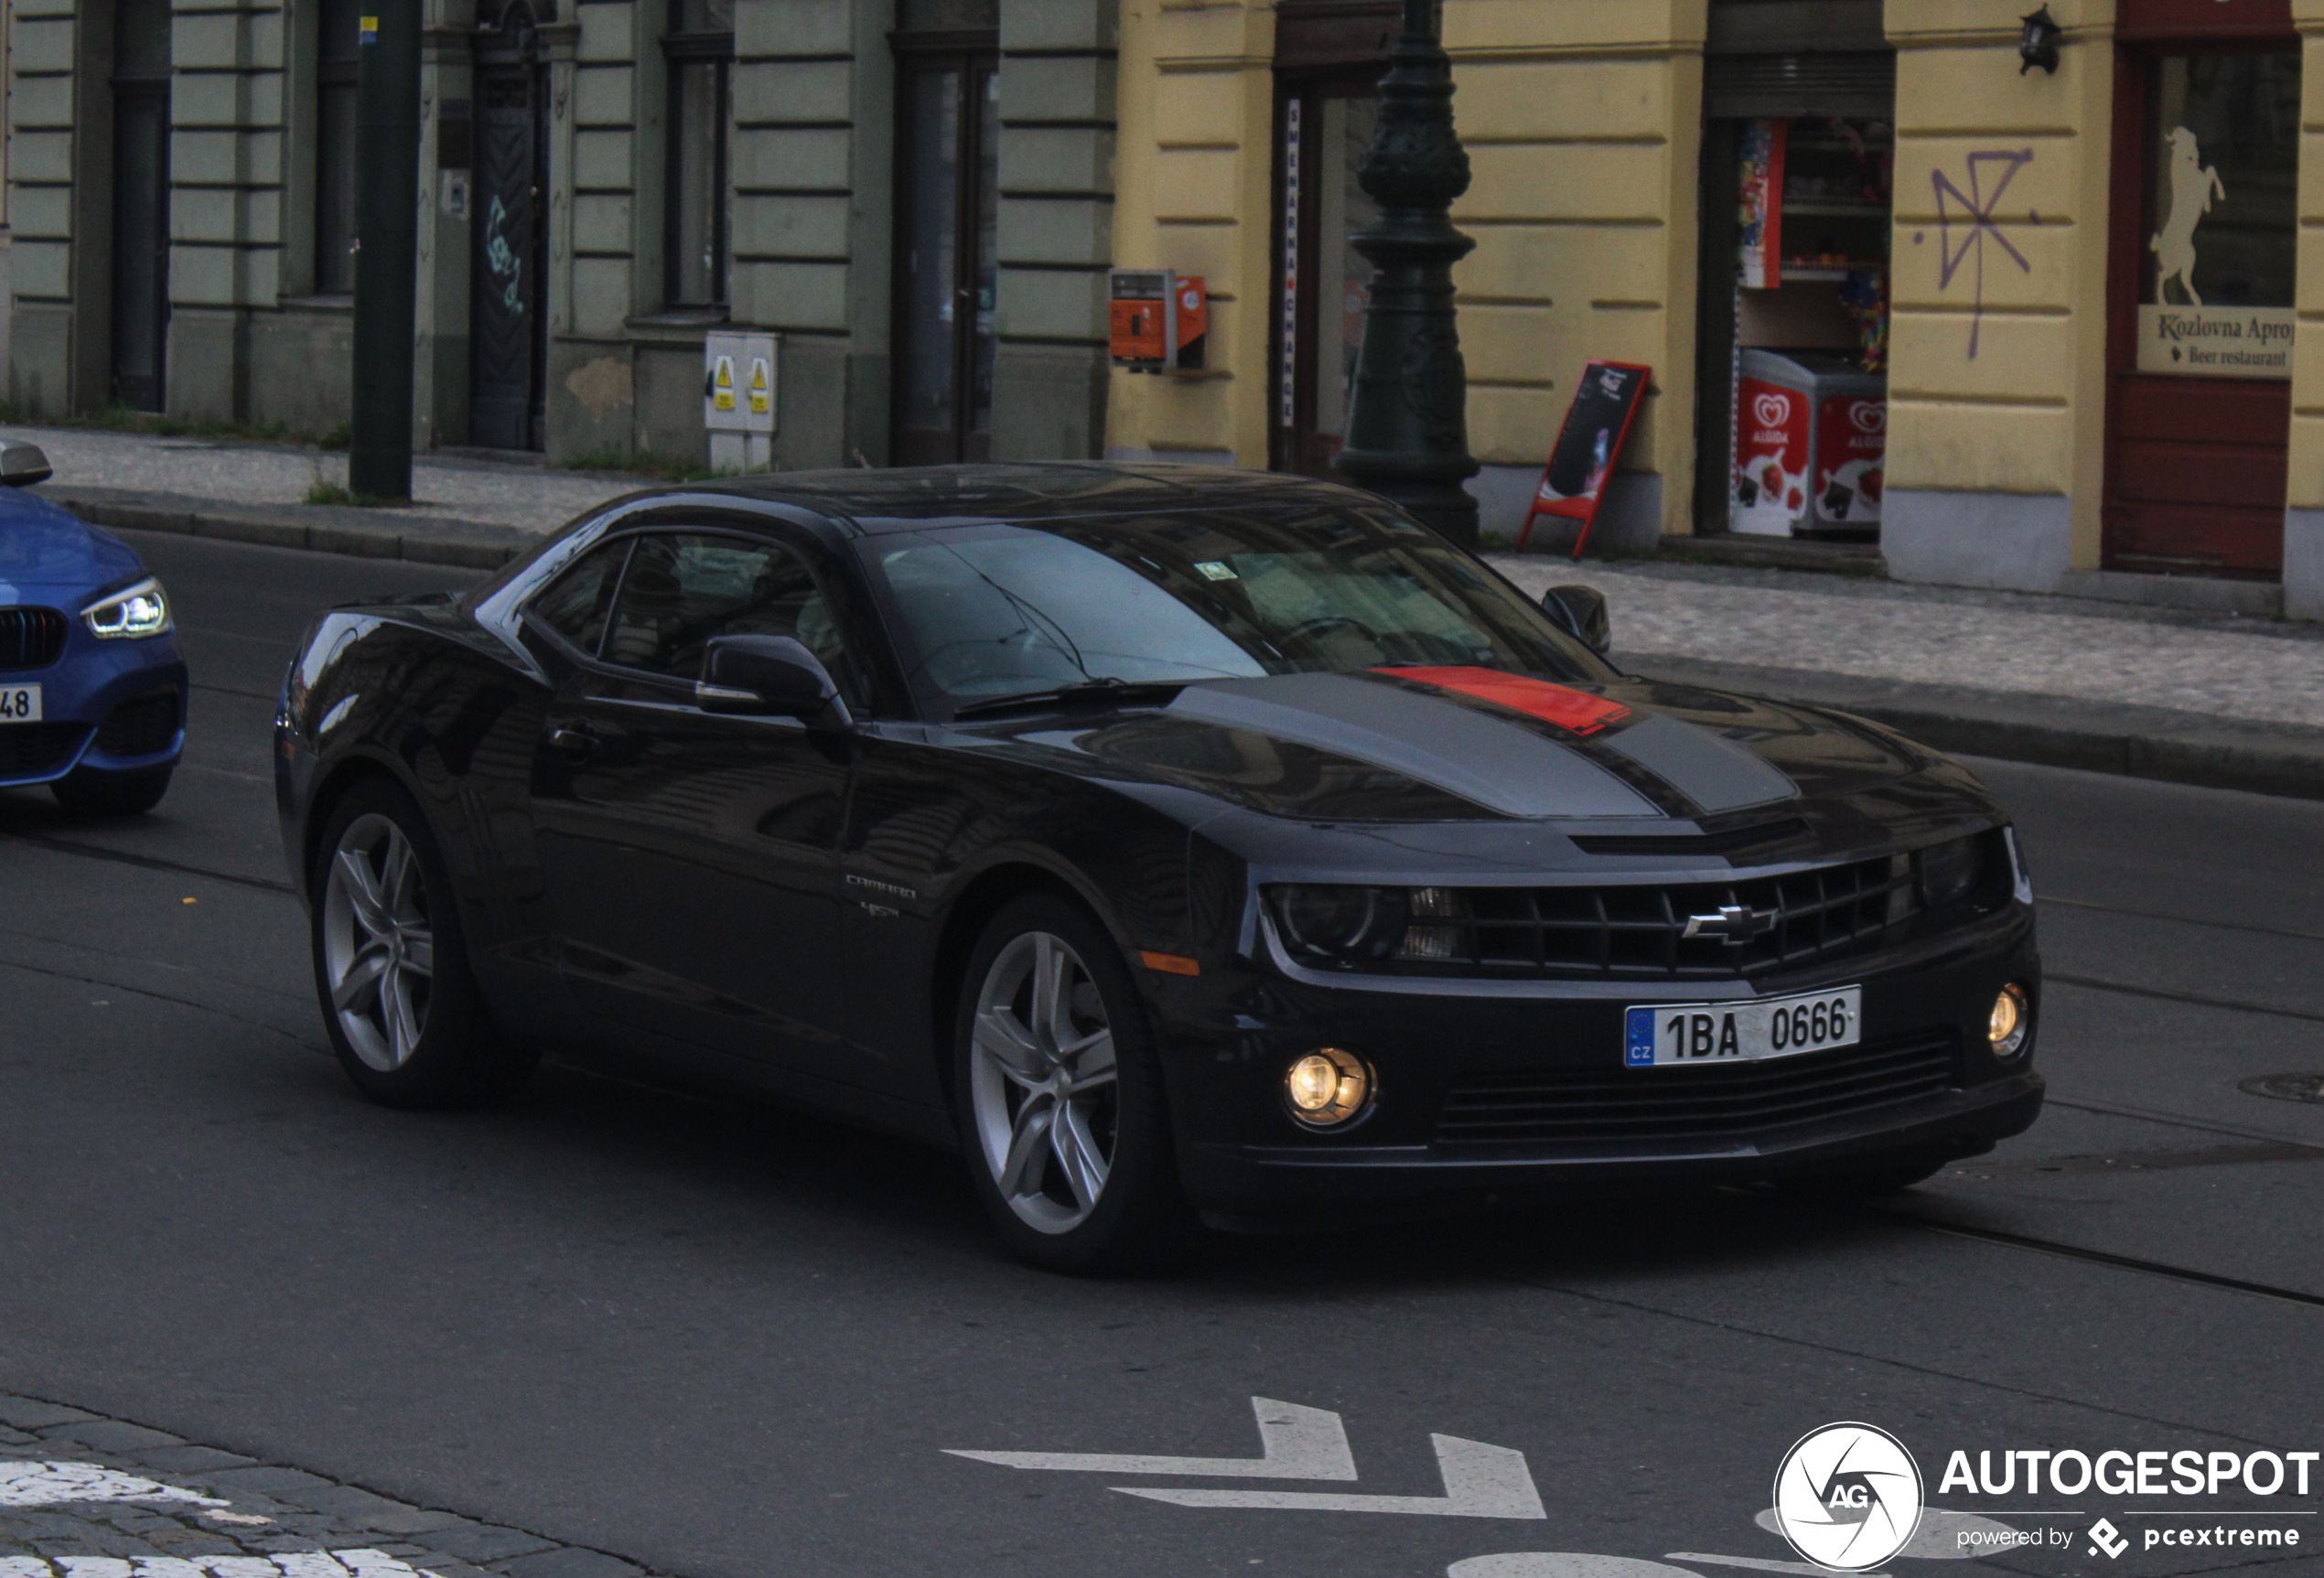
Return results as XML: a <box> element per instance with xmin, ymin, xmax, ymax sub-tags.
<box><xmin>10</xmin><ymin>422</ymin><xmax>2321</xmax><ymax>798</ymax></box>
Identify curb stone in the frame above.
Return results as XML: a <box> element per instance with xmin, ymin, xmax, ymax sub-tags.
<box><xmin>1627</xmin><ymin>654</ymin><xmax>2324</xmax><ymax>803</ymax></box>
<box><xmin>0</xmin><ymin>1389</ymin><xmax>661</xmax><ymax>1578</ymax></box>
<box><xmin>48</xmin><ymin>488</ymin><xmax>541</xmax><ymax>571</ymax></box>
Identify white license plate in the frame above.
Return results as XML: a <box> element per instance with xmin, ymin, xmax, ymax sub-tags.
<box><xmin>0</xmin><ymin>683</ymin><xmax>40</xmax><ymax>723</ymax></box>
<box><xmin>1624</xmin><ymin>986</ymin><xmax>1862</xmax><ymax>1068</ymax></box>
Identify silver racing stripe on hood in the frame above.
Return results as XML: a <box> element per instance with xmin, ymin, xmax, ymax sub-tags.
<box><xmin>1597</xmin><ymin>713</ymin><xmax>1799</xmax><ymax>814</ymax></box>
<box><xmin>1167</xmin><ymin>673</ymin><xmax>1659</xmax><ymax>819</ymax></box>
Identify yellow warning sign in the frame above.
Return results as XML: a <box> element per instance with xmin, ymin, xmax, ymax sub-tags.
<box><xmin>748</xmin><ymin>358</ymin><xmax>771</xmax><ymax>417</ymax></box>
<box><xmin>713</xmin><ymin>355</ymin><xmax>736</xmax><ymax>413</ymax></box>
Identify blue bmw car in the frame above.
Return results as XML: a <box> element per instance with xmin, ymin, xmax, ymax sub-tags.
<box><xmin>0</xmin><ymin>443</ymin><xmax>187</xmax><ymax>814</ymax></box>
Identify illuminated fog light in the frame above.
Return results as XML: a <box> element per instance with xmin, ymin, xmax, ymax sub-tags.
<box><xmin>1988</xmin><ymin>982</ymin><xmax>2031</xmax><ymax>1059</ymax></box>
<box><xmin>1284</xmin><ymin>1047</ymin><xmax>1372</xmax><ymax>1128</ymax></box>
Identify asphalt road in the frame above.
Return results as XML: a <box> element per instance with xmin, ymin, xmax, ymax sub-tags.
<box><xmin>2</xmin><ymin>530</ymin><xmax>2320</xmax><ymax>1578</ymax></box>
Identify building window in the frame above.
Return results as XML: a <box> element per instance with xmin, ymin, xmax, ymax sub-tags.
<box><xmin>315</xmin><ymin>0</ymin><xmax>362</xmax><ymax>295</ymax></box>
<box><xmin>665</xmin><ymin>0</ymin><xmax>734</xmax><ymax>309</ymax></box>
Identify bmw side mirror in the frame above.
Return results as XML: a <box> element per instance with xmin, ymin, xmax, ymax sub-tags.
<box><xmin>1</xmin><ymin>444</ymin><xmax>54</xmax><ymax>488</ymax></box>
<box><xmin>696</xmin><ymin>634</ymin><xmax>854</xmax><ymax>729</ymax></box>
<box><xmin>1542</xmin><ymin>584</ymin><xmax>1612</xmax><ymax>656</ymax></box>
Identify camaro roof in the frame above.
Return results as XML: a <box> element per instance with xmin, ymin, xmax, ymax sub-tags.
<box><xmin>676</xmin><ymin>462</ymin><xmax>1384</xmax><ymax>533</ymax></box>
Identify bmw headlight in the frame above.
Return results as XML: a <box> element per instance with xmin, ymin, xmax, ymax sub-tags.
<box><xmin>82</xmin><ymin>577</ymin><xmax>172</xmax><ymax>639</ymax></box>
<box><xmin>1268</xmin><ymin>884</ymin><xmax>1409</xmax><ymax>963</ymax></box>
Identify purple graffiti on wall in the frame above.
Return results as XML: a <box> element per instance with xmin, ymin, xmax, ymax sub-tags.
<box><xmin>1928</xmin><ymin>149</ymin><xmax>2036</xmax><ymax>359</ymax></box>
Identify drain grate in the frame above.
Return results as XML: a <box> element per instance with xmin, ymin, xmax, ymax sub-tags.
<box><xmin>2239</xmin><ymin>1072</ymin><xmax>2324</xmax><ymax>1104</ymax></box>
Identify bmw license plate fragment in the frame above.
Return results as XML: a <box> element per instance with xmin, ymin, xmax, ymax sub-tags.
<box><xmin>1625</xmin><ymin>985</ymin><xmax>1863</xmax><ymax>1067</ymax></box>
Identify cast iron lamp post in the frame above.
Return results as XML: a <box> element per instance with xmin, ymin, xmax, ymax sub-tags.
<box><xmin>1330</xmin><ymin>0</ymin><xmax>1480</xmax><ymax>547</ymax></box>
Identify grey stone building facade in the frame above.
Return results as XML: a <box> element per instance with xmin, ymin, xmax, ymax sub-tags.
<box><xmin>4</xmin><ymin>0</ymin><xmax>1117</xmax><ymax>470</ymax></box>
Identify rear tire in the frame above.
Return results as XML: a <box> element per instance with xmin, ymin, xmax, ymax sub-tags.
<box><xmin>51</xmin><ymin>766</ymin><xmax>171</xmax><ymax>816</ymax></box>
<box><xmin>310</xmin><ymin>778</ymin><xmax>538</xmax><ymax>1109</ymax></box>
<box><xmin>952</xmin><ymin>893</ymin><xmax>1191</xmax><ymax>1273</ymax></box>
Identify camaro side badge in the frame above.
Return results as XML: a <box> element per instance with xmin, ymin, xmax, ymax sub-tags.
<box><xmin>1682</xmin><ymin>904</ymin><xmax>1780</xmax><ymax>944</ymax></box>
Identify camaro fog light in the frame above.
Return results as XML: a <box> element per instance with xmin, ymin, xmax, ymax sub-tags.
<box><xmin>82</xmin><ymin>576</ymin><xmax>172</xmax><ymax>639</ymax></box>
<box><xmin>1285</xmin><ymin>1047</ymin><xmax>1372</xmax><ymax>1128</ymax></box>
<box><xmin>1989</xmin><ymin>982</ymin><xmax>2031</xmax><ymax>1059</ymax></box>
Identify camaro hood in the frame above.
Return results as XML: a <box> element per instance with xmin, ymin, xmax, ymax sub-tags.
<box><xmin>0</xmin><ymin>488</ymin><xmax>144</xmax><ymax>596</ymax></box>
<box><xmin>1011</xmin><ymin>667</ymin><xmax>1942</xmax><ymax>824</ymax></box>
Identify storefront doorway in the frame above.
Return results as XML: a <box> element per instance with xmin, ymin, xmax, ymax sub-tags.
<box><xmin>890</xmin><ymin>31</ymin><xmax>998</xmax><ymax>467</ymax></box>
<box><xmin>1692</xmin><ymin>5</ymin><xmax>1896</xmax><ymax>542</ymax></box>
<box><xmin>111</xmin><ymin>0</ymin><xmax>173</xmax><ymax>413</ymax></box>
<box><xmin>1269</xmin><ymin>1</ymin><xmax>1396</xmax><ymax>478</ymax></box>
<box><xmin>2103</xmin><ymin>22</ymin><xmax>2297</xmax><ymax>578</ymax></box>
<box><xmin>470</xmin><ymin>2</ymin><xmax>552</xmax><ymax>452</ymax></box>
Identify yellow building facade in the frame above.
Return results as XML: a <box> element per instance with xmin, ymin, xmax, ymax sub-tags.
<box><xmin>1107</xmin><ymin>0</ymin><xmax>2324</xmax><ymax>619</ymax></box>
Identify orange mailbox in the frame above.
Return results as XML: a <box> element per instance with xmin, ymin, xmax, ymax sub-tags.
<box><xmin>1110</xmin><ymin>270</ymin><xmax>1206</xmax><ymax>370</ymax></box>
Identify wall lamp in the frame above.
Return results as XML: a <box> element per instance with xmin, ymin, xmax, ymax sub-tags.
<box><xmin>2019</xmin><ymin>6</ymin><xmax>2061</xmax><ymax>73</ymax></box>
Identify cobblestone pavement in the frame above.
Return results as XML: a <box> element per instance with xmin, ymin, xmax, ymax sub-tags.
<box><xmin>0</xmin><ymin>1396</ymin><xmax>652</xmax><ymax>1578</ymax></box>
<box><xmin>1490</xmin><ymin>553</ymin><xmax>2324</xmax><ymax>731</ymax></box>
<box><xmin>2</xmin><ymin>428</ymin><xmax>637</xmax><ymax>535</ymax></box>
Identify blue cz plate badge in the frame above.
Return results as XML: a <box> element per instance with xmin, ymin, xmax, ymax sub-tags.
<box><xmin>1624</xmin><ymin>986</ymin><xmax>1863</xmax><ymax>1068</ymax></box>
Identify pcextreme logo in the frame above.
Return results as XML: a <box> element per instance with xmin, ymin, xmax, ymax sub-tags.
<box><xmin>1771</xmin><ymin>1422</ymin><xmax>1924</xmax><ymax>1572</ymax></box>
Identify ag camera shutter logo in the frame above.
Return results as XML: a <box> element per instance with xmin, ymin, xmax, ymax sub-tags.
<box><xmin>1772</xmin><ymin>1422</ymin><xmax>1924</xmax><ymax>1572</ymax></box>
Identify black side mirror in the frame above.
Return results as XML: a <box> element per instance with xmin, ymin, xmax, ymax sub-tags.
<box><xmin>1542</xmin><ymin>584</ymin><xmax>1612</xmax><ymax>656</ymax></box>
<box><xmin>697</xmin><ymin>634</ymin><xmax>853</xmax><ymax>729</ymax></box>
<box><xmin>1</xmin><ymin>444</ymin><xmax>53</xmax><ymax>488</ymax></box>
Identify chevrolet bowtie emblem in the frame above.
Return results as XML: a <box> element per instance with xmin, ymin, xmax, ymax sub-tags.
<box><xmin>1682</xmin><ymin>904</ymin><xmax>1780</xmax><ymax>944</ymax></box>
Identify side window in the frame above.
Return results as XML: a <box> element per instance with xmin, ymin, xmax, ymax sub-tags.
<box><xmin>527</xmin><ymin>539</ymin><xmax>631</xmax><ymax>655</ymax></box>
<box><xmin>602</xmin><ymin>532</ymin><xmax>850</xmax><ymax>681</ymax></box>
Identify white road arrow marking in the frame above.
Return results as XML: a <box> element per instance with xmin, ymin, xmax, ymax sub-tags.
<box><xmin>1</xmin><ymin>1557</ymin><xmax>444</xmax><ymax>1578</ymax></box>
<box><xmin>1114</xmin><ymin>1433</ymin><xmax>1547</xmax><ymax>1519</ymax></box>
<box><xmin>0</xmin><ymin>1463</ymin><xmax>225</xmax><ymax>1508</ymax></box>
<box><xmin>945</xmin><ymin>1397</ymin><xmax>1357</xmax><ymax>1480</ymax></box>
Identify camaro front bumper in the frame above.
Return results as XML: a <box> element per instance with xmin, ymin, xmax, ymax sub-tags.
<box><xmin>1157</xmin><ymin>906</ymin><xmax>2044</xmax><ymax>1223</ymax></box>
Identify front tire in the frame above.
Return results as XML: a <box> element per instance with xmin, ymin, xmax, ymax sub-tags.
<box><xmin>953</xmin><ymin>893</ymin><xmax>1189</xmax><ymax>1272</ymax></box>
<box><xmin>310</xmin><ymin>778</ymin><xmax>537</xmax><ymax>1109</ymax></box>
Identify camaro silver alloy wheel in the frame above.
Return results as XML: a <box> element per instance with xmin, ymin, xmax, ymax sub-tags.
<box><xmin>321</xmin><ymin>812</ymin><xmax>437</xmax><ymax>1072</ymax></box>
<box><xmin>968</xmin><ymin>930</ymin><xmax>1120</xmax><ymax>1235</ymax></box>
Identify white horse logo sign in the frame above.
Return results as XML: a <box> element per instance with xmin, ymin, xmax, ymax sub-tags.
<box><xmin>2151</xmin><ymin>125</ymin><xmax>2224</xmax><ymax>306</ymax></box>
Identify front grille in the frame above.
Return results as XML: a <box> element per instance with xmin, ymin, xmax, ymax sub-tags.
<box><xmin>1433</xmin><ymin>1033</ymin><xmax>1960</xmax><ymax>1147</ymax></box>
<box><xmin>94</xmin><ymin>687</ymin><xmax>180</xmax><ymax>757</ymax></box>
<box><xmin>1389</xmin><ymin>855</ymin><xmax>1918</xmax><ymax>982</ymax></box>
<box><xmin>0</xmin><ymin>722</ymin><xmax>90</xmax><ymax>779</ymax></box>
<box><xmin>0</xmin><ymin>607</ymin><xmax>66</xmax><ymax>671</ymax></box>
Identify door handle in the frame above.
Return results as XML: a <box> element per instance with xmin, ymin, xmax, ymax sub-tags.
<box><xmin>549</xmin><ymin>726</ymin><xmax>597</xmax><ymax>760</ymax></box>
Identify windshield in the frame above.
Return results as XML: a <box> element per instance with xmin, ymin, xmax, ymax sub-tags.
<box><xmin>855</xmin><ymin>505</ymin><xmax>1614</xmax><ymax>716</ymax></box>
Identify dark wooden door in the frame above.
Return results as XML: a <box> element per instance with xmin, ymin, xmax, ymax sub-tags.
<box><xmin>891</xmin><ymin>43</ymin><xmax>997</xmax><ymax>466</ymax></box>
<box><xmin>470</xmin><ymin>4</ymin><xmax>550</xmax><ymax>451</ymax></box>
<box><xmin>2103</xmin><ymin>39</ymin><xmax>2298</xmax><ymax>577</ymax></box>
<box><xmin>111</xmin><ymin>0</ymin><xmax>173</xmax><ymax>413</ymax></box>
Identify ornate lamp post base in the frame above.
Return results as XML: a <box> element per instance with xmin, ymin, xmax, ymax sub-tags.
<box><xmin>1329</xmin><ymin>0</ymin><xmax>1480</xmax><ymax>547</ymax></box>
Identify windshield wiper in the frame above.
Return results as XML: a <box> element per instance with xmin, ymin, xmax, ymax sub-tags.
<box><xmin>950</xmin><ymin>678</ymin><xmax>1192</xmax><ymax>721</ymax></box>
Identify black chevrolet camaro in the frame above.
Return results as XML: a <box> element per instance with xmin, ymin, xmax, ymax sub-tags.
<box><xmin>275</xmin><ymin>465</ymin><xmax>2041</xmax><ymax>1269</ymax></box>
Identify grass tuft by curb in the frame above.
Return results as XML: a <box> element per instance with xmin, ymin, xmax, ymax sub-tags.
<box><xmin>303</xmin><ymin>480</ymin><xmax>400</xmax><ymax>509</ymax></box>
<box><xmin>0</xmin><ymin>399</ymin><xmax>348</xmax><ymax>449</ymax></box>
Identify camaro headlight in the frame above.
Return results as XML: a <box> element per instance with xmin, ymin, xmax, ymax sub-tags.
<box><xmin>1917</xmin><ymin>835</ymin><xmax>1985</xmax><ymax>908</ymax></box>
<box><xmin>1989</xmin><ymin>982</ymin><xmax>2031</xmax><ymax>1059</ymax></box>
<box><xmin>82</xmin><ymin>577</ymin><xmax>172</xmax><ymax>639</ymax></box>
<box><xmin>1270</xmin><ymin>884</ymin><xmax>1409</xmax><ymax>962</ymax></box>
<box><xmin>1284</xmin><ymin>1047</ymin><xmax>1372</xmax><ymax>1127</ymax></box>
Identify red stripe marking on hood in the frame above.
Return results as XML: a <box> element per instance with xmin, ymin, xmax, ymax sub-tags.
<box><xmin>1374</xmin><ymin>666</ymin><xmax>1633</xmax><ymax>736</ymax></box>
